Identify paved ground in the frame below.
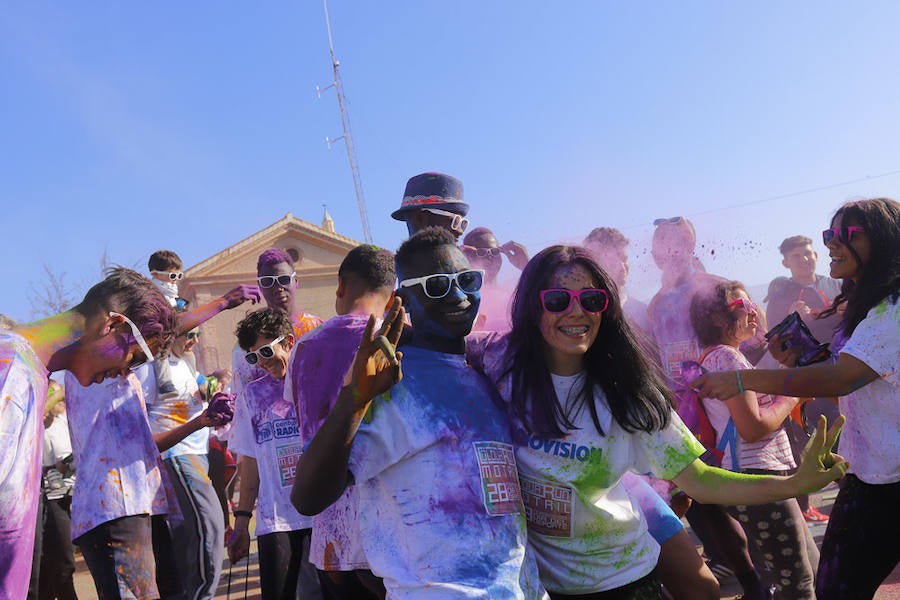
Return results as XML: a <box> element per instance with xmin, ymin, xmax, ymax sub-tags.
<box><xmin>70</xmin><ymin>483</ymin><xmax>899</xmax><ymax>599</ymax></box>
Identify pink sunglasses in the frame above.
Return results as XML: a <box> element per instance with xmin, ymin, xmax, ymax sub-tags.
<box><xmin>729</xmin><ymin>298</ymin><xmax>758</xmax><ymax>314</ymax></box>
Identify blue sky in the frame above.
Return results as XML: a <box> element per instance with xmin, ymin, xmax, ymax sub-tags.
<box><xmin>3</xmin><ymin>2</ymin><xmax>900</xmax><ymax>322</ymax></box>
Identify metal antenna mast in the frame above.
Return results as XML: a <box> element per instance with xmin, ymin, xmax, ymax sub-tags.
<box><xmin>316</xmin><ymin>0</ymin><xmax>373</xmax><ymax>243</ymax></box>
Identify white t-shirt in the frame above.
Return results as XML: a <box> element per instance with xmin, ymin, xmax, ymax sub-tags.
<box><xmin>466</xmin><ymin>331</ymin><xmax>704</xmax><ymax>594</ymax></box>
<box><xmin>138</xmin><ymin>358</ymin><xmax>208</xmax><ymax>459</ymax></box>
<box><xmin>64</xmin><ymin>373</ymin><xmax>174</xmax><ymax>540</ymax></box>
<box><xmin>228</xmin><ymin>373</ymin><xmax>311</xmax><ymax>535</ymax></box>
<box><xmin>516</xmin><ymin>374</ymin><xmax>703</xmax><ymax>594</ymax></box>
<box><xmin>838</xmin><ymin>297</ymin><xmax>900</xmax><ymax>484</ymax></box>
<box><xmin>700</xmin><ymin>345</ymin><xmax>795</xmax><ymax>472</ymax></box>
<box><xmin>348</xmin><ymin>346</ymin><xmax>547</xmax><ymax>599</ymax></box>
<box><xmin>43</xmin><ymin>414</ymin><xmax>72</xmax><ymax>467</ymax></box>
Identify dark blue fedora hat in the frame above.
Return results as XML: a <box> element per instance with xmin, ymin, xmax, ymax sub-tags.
<box><xmin>391</xmin><ymin>172</ymin><xmax>469</xmax><ymax>221</ymax></box>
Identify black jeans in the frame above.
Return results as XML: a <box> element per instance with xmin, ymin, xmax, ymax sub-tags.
<box><xmin>38</xmin><ymin>496</ymin><xmax>78</xmax><ymax>600</ymax></box>
<box><xmin>257</xmin><ymin>528</ymin><xmax>329</xmax><ymax>600</ymax></box>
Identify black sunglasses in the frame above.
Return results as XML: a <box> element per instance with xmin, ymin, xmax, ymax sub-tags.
<box><xmin>653</xmin><ymin>216</ymin><xmax>685</xmax><ymax>227</ymax></box>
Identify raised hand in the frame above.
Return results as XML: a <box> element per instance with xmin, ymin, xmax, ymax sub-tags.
<box><xmin>792</xmin><ymin>415</ymin><xmax>848</xmax><ymax>494</ymax></box>
<box><xmin>500</xmin><ymin>240</ymin><xmax>530</xmax><ymax>270</ymax></box>
<box><xmin>347</xmin><ymin>297</ymin><xmax>405</xmax><ymax>411</ymax></box>
<box><xmin>221</xmin><ymin>285</ymin><xmax>262</xmax><ymax>309</ymax></box>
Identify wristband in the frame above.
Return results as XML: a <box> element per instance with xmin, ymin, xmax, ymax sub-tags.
<box><xmin>233</xmin><ymin>510</ymin><xmax>253</xmax><ymax>519</ymax></box>
<box><xmin>736</xmin><ymin>371</ymin><xmax>745</xmax><ymax>394</ymax></box>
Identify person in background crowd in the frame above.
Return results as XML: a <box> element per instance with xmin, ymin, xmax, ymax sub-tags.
<box><xmin>765</xmin><ymin>234</ymin><xmax>843</xmax><ymax>523</ymax></box>
<box><xmin>137</xmin><ymin>320</ymin><xmax>227</xmax><ymax>600</ymax></box>
<box><xmin>691</xmin><ymin>280</ymin><xmax>818</xmax><ymax>598</ymax></box>
<box><xmin>693</xmin><ymin>197</ymin><xmax>900</xmax><ymax>600</ymax></box>
<box><xmin>38</xmin><ymin>383</ymin><xmax>79</xmax><ymax>600</ymax></box>
<box><xmin>462</xmin><ymin>226</ymin><xmax>529</xmax><ymax>331</ymax></box>
<box><xmin>584</xmin><ymin>227</ymin><xmax>652</xmax><ymax>335</ymax></box>
<box><xmin>583</xmin><ymin>226</ymin><xmax>716</xmax><ymax>597</ymax></box>
<box><xmin>230</xmin><ymin>248</ymin><xmax>323</xmax><ymax>401</ymax></box>
<box><xmin>205</xmin><ymin>368</ymin><xmax>237</xmax><ymax>538</ymax></box>
<box><xmin>646</xmin><ymin>217</ymin><xmax>768</xmax><ymax>599</ymax></box>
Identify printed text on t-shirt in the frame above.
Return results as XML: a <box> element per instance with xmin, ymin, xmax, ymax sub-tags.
<box><xmin>520</xmin><ymin>474</ymin><xmax>573</xmax><ymax>537</ymax></box>
<box><xmin>473</xmin><ymin>442</ymin><xmax>524</xmax><ymax>516</ymax></box>
<box><xmin>255</xmin><ymin>417</ymin><xmax>299</xmax><ymax>445</ymax></box>
<box><xmin>526</xmin><ymin>434</ymin><xmax>603</xmax><ymax>463</ymax></box>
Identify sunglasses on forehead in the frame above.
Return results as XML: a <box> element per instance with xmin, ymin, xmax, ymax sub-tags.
<box><xmin>822</xmin><ymin>226</ymin><xmax>864</xmax><ymax>246</ymax></box>
<box><xmin>653</xmin><ymin>216</ymin><xmax>685</xmax><ymax>227</ymax></box>
<box><xmin>244</xmin><ymin>336</ymin><xmax>285</xmax><ymax>365</ymax></box>
<box><xmin>257</xmin><ymin>273</ymin><xmax>296</xmax><ymax>289</ymax></box>
<box><xmin>398</xmin><ymin>269</ymin><xmax>484</xmax><ymax>299</ymax></box>
<box><xmin>539</xmin><ymin>288</ymin><xmax>609</xmax><ymax>313</ymax></box>
<box><xmin>151</xmin><ymin>270</ymin><xmax>184</xmax><ymax>280</ymax></box>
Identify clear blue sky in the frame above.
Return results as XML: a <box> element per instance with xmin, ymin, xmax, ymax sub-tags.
<box><xmin>3</xmin><ymin>2</ymin><xmax>900</xmax><ymax>322</ymax></box>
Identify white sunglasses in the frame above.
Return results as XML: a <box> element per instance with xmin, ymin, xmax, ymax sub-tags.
<box><xmin>257</xmin><ymin>273</ymin><xmax>297</xmax><ymax>289</ymax></box>
<box><xmin>398</xmin><ymin>269</ymin><xmax>485</xmax><ymax>299</ymax></box>
<box><xmin>421</xmin><ymin>207</ymin><xmax>469</xmax><ymax>233</ymax></box>
<box><xmin>109</xmin><ymin>311</ymin><xmax>156</xmax><ymax>371</ymax></box>
<box><xmin>244</xmin><ymin>335</ymin><xmax>286</xmax><ymax>365</ymax></box>
<box><xmin>151</xmin><ymin>270</ymin><xmax>184</xmax><ymax>281</ymax></box>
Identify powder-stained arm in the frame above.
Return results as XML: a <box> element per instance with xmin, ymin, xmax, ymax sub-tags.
<box><xmin>672</xmin><ymin>414</ymin><xmax>848</xmax><ymax>506</ymax></box>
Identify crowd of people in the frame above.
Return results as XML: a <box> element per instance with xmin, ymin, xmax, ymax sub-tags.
<box><xmin>0</xmin><ymin>172</ymin><xmax>896</xmax><ymax>600</ymax></box>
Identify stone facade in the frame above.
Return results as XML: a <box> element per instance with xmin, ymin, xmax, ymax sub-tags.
<box><xmin>180</xmin><ymin>212</ymin><xmax>361</xmax><ymax>376</ymax></box>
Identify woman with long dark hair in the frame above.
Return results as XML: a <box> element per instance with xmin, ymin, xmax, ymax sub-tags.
<box><xmin>690</xmin><ymin>280</ymin><xmax>817</xmax><ymax>599</ymax></box>
<box><xmin>466</xmin><ymin>245</ymin><xmax>845</xmax><ymax>599</ymax></box>
<box><xmin>694</xmin><ymin>198</ymin><xmax>900</xmax><ymax>600</ymax></box>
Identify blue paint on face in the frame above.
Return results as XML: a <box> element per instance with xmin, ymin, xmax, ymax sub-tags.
<box><xmin>399</xmin><ymin>245</ymin><xmax>481</xmax><ymax>348</ymax></box>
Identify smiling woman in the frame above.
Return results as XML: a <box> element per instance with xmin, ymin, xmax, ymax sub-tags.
<box><xmin>465</xmin><ymin>245</ymin><xmax>847</xmax><ymax>599</ymax></box>
<box><xmin>692</xmin><ymin>197</ymin><xmax>900</xmax><ymax>599</ymax></box>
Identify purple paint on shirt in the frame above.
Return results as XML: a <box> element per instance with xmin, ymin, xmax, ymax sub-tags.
<box><xmin>290</xmin><ymin>313</ymin><xmax>370</xmax><ymax>443</ymax></box>
<box><xmin>0</xmin><ymin>332</ymin><xmax>49</xmax><ymax>597</ymax></box>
